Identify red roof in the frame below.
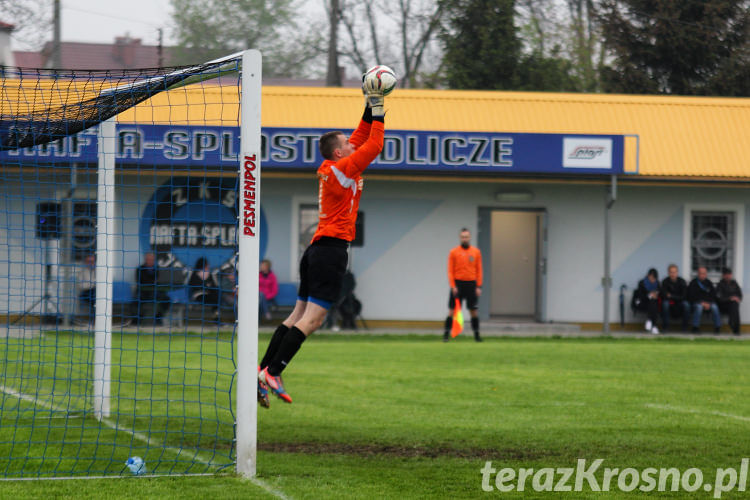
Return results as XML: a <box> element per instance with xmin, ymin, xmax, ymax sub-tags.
<box><xmin>12</xmin><ymin>37</ymin><xmax>175</xmax><ymax>70</ymax></box>
<box><xmin>0</xmin><ymin>21</ymin><xmax>15</xmax><ymax>31</ymax></box>
<box><xmin>12</xmin><ymin>51</ymin><xmax>43</xmax><ymax>67</ymax></box>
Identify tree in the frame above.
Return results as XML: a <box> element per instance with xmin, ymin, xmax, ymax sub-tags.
<box><xmin>516</xmin><ymin>0</ymin><xmax>605</xmax><ymax>92</ymax></box>
<box><xmin>169</xmin><ymin>0</ymin><xmax>324</xmax><ymax>77</ymax></box>
<box><xmin>440</xmin><ymin>0</ymin><xmax>577</xmax><ymax>91</ymax></box>
<box><xmin>326</xmin><ymin>0</ymin><xmax>342</xmax><ymax>85</ymax></box>
<box><xmin>0</xmin><ymin>0</ymin><xmax>51</xmax><ymax>50</ymax></box>
<box><xmin>598</xmin><ymin>0</ymin><xmax>750</xmax><ymax>96</ymax></box>
<box><xmin>336</xmin><ymin>0</ymin><xmax>445</xmax><ymax>87</ymax></box>
<box><xmin>709</xmin><ymin>44</ymin><xmax>750</xmax><ymax>96</ymax></box>
<box><xmin>439</xmin><ymin>0</ymin><xmax>520</xmax><ymax>90</ymax></box>
<box><xmin>516</xmin><ymin>0</ymin><xmax>560</xmax><ymax>56</ymax></box>
<box><xmin>516</xmin><ymin>49</ymin><xmax>578</xmax><ymax>91</ymax></box>
<box><xmin>565</xmin><ymin>0</ymin><xmax>602</xmax><ymax>92</ymax></box>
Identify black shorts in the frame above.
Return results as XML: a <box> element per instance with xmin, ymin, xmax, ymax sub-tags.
<box><xmin>449</xmin><ymin>280</ymin><xmax>478</xmax><ymax>310</ymax></box>
<box><xmin>298</xmin><ymin>237</ymin><xmax>349</xmax><ymax>308</ymax></box>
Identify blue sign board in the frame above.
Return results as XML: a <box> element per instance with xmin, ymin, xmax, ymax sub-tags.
<box><xmin>0</xmin><ymin>124</ymin><xmax>625</xmax><ymax>175</ymax></box>
<box><xmin>139</xmin><ymin>177</ymin><xmax>268</xmax><ymax>273</ymax></box>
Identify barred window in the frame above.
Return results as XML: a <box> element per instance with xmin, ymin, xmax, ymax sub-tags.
<box><xmin>690</xmin><ymin>211</ymin><xmax>734</xmax><ymax>277</ymax></box>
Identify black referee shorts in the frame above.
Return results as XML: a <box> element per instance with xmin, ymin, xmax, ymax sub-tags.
<box><xmin>449</xmin><ymin>280</ymin><xmax>478</xmax><ymax>310</ymax></box>
<box><xmin>297</xmin><ymin>237</ymin><xmax>349</xmax><ymax>309</ymax></box>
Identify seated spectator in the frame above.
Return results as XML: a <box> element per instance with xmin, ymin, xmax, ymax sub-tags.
<box><xmin>716</xmin><ymin>267</ymin><xmax>742</xmax><ymax>335</ymax></box>
<box><xmin>633</xmin><ymin>268</ymin><xmax>661</xmax><ymax>334</ymax></box>
<box><xmin>188</xmin><ymin>257</ymin><xmax>221</xmax><ymax>317</ymax></box>
<box><xmin>660</xmin><ymin>264</ymin><xmax>690</xmax><ymax>331</ymax></box>
<box><xmin>219</xmin><ymin>269</ymin><xmax>238</xmax><ymax>310</ymax></box>
<box><xmin>337</xmin><ymin>271</ymin><xmax>361</xmax><ymax>330</ymax></box>
<box><xmin>687</xmin><ymin>266</ymin><xmax>721</xmax><ymax>333</ymax></box>
<box><xmin>324</xmin><ymin>271</ymin><xmax>359</xmax><ymax>331</ymax></box>
<box><xmin>76</xmin><ymin>254</ymin><xmax>96</xmax><ymax>320</ymax></box>
<box><xmin>259</xmin><ymin>259</ymin><xmax>278</xmax><ymax>321</ymax></box>
<box><xmin>136</xmin><ymin>252</ymin><xmax>170</xmax><ymax>325</ymax></box>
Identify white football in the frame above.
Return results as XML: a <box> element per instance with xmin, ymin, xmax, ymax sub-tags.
<box><xmin>363</xmin><ymin>65</ymin><xmax>398</xmax><ymax>96</ymax></box>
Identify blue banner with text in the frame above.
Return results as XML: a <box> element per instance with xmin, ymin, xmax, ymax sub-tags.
<box><xmin>0</xmin><ymin>124</ymin><xmax>625</xmax><ymax>175</ymax></box>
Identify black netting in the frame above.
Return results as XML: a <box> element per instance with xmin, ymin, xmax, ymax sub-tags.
<box><xmin>0</xmin><ymin>55</ymin><xmax>240</xmax><ymax>151</ymax></box>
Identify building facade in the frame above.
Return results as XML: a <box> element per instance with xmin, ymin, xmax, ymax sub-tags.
<box><xmin>1</xmin><ymin>85</ymin><xmax>749</xmax><ymax>327</ymax></box>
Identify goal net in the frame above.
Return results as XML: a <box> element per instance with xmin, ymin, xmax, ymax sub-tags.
<box><xmin>0</xmin><ymin>51</ymin><xmax>260</xmax><ymax>478</ymax></box>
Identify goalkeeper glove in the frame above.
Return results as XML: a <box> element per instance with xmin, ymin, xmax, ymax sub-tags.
<box><xmin>362</xmin><ymin>72</ymin><xmax>385</xmax><ymax>117</ymax></box>
<box><xmin>365</xmin><ymin>92</ymin><xmax>385</xmax><ymax>117</ymax></box>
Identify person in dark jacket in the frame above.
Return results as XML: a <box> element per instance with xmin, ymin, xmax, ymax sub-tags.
<box><xmin>660</xmin><ymin>264</ymin><xmax>690</xmax><ymax>331</ymax></box>
<box><xmin>716</xmin><ymin>267</ymin><xmax>742</xmax><ymax>335</ymax></box>
<box><xmin>634</xmin><ymin>268</ymin><xmax>661</xmax><ymax>334</ymax></box>
<box><xmin>136</xmin><ymin>252</ymin><xmax>170</xmax><ymax>325</ymax></box>
<box><xmin>687</xmin><ymin>266</ymin><xmax>721</xmax><ymax>333</ymax></box>
<box><xmin>188</xmin><ymin>257</ymin><xmax>221</xmax><ymax>318</ymax></box>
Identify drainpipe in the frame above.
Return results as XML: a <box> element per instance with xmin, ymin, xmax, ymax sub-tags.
<box><xmin>603</xmin><ymin>175</ymin><xmax>617</xmax><ymax>334</ymax></box>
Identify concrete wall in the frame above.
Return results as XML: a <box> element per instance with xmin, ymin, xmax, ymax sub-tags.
<box><xmin>265</xmin><ymin>178</ymin><xmax>750</xmax><ymax>324</ymax></box>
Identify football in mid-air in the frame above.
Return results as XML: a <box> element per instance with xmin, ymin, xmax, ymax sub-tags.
<box><xmin>363</xmin><ymin>65</ymin><xmax>398</xmax><ymax>96</ymax></box>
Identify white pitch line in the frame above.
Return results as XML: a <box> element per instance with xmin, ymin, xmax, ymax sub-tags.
<box><xmin>100</xmin><ymin>417</ymin><xmax>219</xmax><ymax>466</ymax></box>
<box><xmin>0</xmin><ymin>384</ymin><xmax>291</xmax><ymax>498</ymax></box>
<box><xmin>248</xmin><ymin>477</ymin><xmax>291</xmax><ymax>500</ymax></box>
<box><xmin>0</xmin><ymin>384</ymin><xmax>217</xmax><ymax>466</ymax></box>
<box><xmin>0</xmin><ymin>385</ymin><xmax>69</xmax><ymax>413</ymax></box>
<box><xmin>1</xmin><ymin>473</ymin><xmax>217</xmax><ymax>481</ymax></box>
<box><xmin>646</xmin><ymin>403</ymin><xmax>750</xmax><ymax>422</ymax></box>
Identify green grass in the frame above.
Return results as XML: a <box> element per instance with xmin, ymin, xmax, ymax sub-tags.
<box><xmin>2</xmin><ymin>333</ymin><xmax>750</xmax><ymax>498</ymax></box>
<box><xmin>0</xmin><ymin>330</ymin><xmax>235</xmax><ymax>477</ymax></box>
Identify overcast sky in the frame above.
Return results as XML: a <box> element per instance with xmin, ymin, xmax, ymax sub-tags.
<box><xmin>63</xmin><ymin>0</ymin><xmax>325</xmax><ymax>46</ymax></box>
<box><xmin>60</xmin><ymin>0</ymin><xmax>175</xmax><ymax>46</ymax></box>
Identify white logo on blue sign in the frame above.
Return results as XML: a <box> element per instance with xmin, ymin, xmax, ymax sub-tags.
<box><xmin>139</xmin><ymin>177</ymin><xmax>267</xmax><ymax>272</ymax></box>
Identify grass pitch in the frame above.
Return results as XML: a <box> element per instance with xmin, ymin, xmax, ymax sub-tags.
<box><xmin>1</xmin><ymin>333</ymin><xmax>750</xmax><ymax>498</ymax></box>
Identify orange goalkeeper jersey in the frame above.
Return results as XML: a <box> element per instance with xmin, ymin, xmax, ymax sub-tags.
<box><xmin>447</xmin><ymin>246</ymin><xmax>483</xmax><ymax>287</ymax></box>
<box><xmin>311</xmin><ymin>119</ymin><xmax>384</xmax><ymax>243</ymax></box>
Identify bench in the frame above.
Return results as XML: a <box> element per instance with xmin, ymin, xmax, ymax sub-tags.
<box><xmin>166</xmin><ymin>286</ymin><xmax>234</xmax><ymax>326</ymax></box>
<box><xmin>151</xmin><ymin>282</ymin><xmax>299</xmax><ymax>325</ymax></box>
<box><xmin>112</xmin><ymin>281</ymin><xmax>135</xmax><ymax>326</ymax></box>
<box><xmin>625</xmin><ymin>285</ymin><xmax>730</xmax><ymax>332</ymax></box>
<box><xmin>75</xmin><ymin>280</ymin><xmax>133</xmax><ymax>326</ymax></box>
<box><xmin>269</xmin><ymin>283</ymin><xmax>298</xmax><ymax>318</ymax></box>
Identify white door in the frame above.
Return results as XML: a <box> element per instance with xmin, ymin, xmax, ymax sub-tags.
<box><xmin>490</xmin><ymin>211</ymin><xmax>538</xmax><ymax>317</ymax></box>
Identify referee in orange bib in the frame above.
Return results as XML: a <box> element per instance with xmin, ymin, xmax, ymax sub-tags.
<box><xmin>444</xmin><ymin>228</ymin><xmax>483</xmax><ymax>342</ymax></box>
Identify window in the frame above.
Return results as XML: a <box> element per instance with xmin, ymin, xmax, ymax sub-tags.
<box><xmin>690</xmin><ymin>211</ymin><xmax>734</xmax><ymax>275</ymax></box>
<box><xmin>683</xmin><ymin>205</ymin><xmax>744</xmax><ymax>281</ymax></box>
<box><xmin>297</xmin><ymin>203</ymin><xmax>318</xmax><ymax>264</ymax></box>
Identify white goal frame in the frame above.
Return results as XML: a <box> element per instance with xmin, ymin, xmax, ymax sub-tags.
<box><xmin>0</xmin><ymin>48</ymin><xmax>262</xmax><ymax>480</ymax></box>
<box><xmin>236</xmin><ymin>49</ymin><xmax>262</xmax><ymax>478</ymax></box>
<box><xmin>88</xmin><ymin>50</ymin><xmax>262</xmax><ymax>477</ymax></box>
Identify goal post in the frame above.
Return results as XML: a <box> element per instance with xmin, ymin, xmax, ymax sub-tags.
<box><xmin>0</xmin><ymin>49</ymin><xmax>262</xmax><ymax>478</ymax></box>
<box><xmin>93</xmin><ymin>117</ymin><xmax>116</xmax><ymax>420</ymax></box>
<box><xmin>236</xmin><ymin>49</ymin><xmax>262</xmax><ymax>478</ymax></box>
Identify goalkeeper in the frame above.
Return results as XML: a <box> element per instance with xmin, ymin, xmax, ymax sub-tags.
<box><xmin>257</xmin><ymin>76</ymin><xmax>387</xmax><ymax>406</ymax></box>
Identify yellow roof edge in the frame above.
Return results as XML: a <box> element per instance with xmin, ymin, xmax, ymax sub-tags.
<box><xmin>260</xmin><ymin>85</ymin><xmax>750</xmax><ymax>108</ymax></box>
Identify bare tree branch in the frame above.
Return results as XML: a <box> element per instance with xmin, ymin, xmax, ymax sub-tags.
<box><xmin>517</xmin><ymin>0</ymin><xmax>548</xmax><ymax>53</ymax></box>
<box><xmin>339</xmin><ymin>2</ymin><xmax>369</xmax><ymax>71</ymax></box>
<box><xmin>398</xmin><ymin>0</ymin><xmax>410</xmax><ymax>82</ymax></box>
<box><xmin>364</xmin><ymin>3</ymin><xmax>382</xmax><ymax>63</ymax></box>
<box><xmin>0</xmin><ymin>0</ymin><xmax>51</xmax><ymax>50</ymax></box>
<box><xmin>327</xmin><ymin>0</ymin><xmax>342</xmax><ymax>85</ymax></box>
<box><xmin>402</xmin><ymin>2</ymin><xmax>443</xmax><ymax>86</ymax></box>
<box><xmin>336</xmin><ymin>0</ymin><xmax>445</xmax><ymax>87</ymax></box>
